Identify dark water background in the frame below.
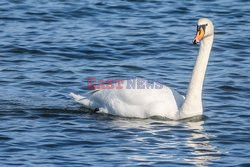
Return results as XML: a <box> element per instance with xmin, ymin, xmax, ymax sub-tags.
<box><xmin>0</xmin><ymin>0</ymin><xmax>250</xmax><ymax>166</ymax></box>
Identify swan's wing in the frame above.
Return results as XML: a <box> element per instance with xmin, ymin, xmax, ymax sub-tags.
<box><xmin>85</xmin><ymin>79</ymin><xmax>184</xmax><ymax>119</ymax></box>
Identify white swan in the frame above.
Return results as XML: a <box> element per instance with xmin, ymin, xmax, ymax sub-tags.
<box><xmin>70</xmin><ymin>18</ymin><xmax>214</xmax><ymax>120</ymax></box>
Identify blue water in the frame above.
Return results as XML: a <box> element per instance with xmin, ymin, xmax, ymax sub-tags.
<box><xmin>0</xmin><ymin>0</ymin><xmax>250</xmax><ymax>166</ymax></box>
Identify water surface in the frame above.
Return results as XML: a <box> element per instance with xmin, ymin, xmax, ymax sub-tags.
<box><xmin>0</xmin><ymin>0</ymin><xmax>250</xmax><ymax>166</ymax></box>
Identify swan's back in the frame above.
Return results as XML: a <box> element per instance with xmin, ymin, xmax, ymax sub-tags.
<box><xmin>84</xmin><ymin>79</ymin><xmax>184</xmax><ymax>119</ymax></box>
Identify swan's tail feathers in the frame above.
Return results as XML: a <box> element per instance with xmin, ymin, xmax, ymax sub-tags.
<box><xmin>69</xmin><ymin>93</ymin><xmax>91</xmax><ymax>107</ymax></box>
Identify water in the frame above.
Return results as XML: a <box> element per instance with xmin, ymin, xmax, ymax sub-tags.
<box><xmin>0</xmin><ymin>0</ymin><xmax>250</xmax><ymax>166</ymax></box>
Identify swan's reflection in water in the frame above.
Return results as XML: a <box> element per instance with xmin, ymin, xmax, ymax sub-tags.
<box><xmin>110</xmin><ymin>117</ymin><xmax>220</xmax><ymax>166</ymax></box>
<box><xmin>184</xmin><ymin>120</ymin><xmax>220</xmax><ymax>167</ymax></box>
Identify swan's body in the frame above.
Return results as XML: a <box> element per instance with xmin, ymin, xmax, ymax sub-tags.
<box><xmin>70</xmin><ymin>79</ymin><xmax>184</xmax><ymax>119</ymax></box>
<box><xmin>70</xmin><ymin>18</ymin><xmax>214</xmax><ymax>120</ymax></box>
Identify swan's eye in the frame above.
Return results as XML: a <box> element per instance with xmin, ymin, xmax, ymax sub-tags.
<box><xmin>197</xmin><ymin>24</ymin><xmax>208</xmax><ymax>34</ymax></box>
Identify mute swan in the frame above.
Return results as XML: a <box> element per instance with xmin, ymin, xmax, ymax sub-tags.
<box><xmin>70</xmin><ymin>18</ymin><xmax>214</xmax><ymax>120</ymax></box>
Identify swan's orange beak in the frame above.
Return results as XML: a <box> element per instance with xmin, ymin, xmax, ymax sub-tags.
<box><xmin>192</xmin><ymin>26</ymin><xmax>205</xmax><ymax>44</ymax></box>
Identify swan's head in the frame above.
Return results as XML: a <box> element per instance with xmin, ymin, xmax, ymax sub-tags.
<box><xmin>193</xmin><ymin>18</ymin><xmax>214</xmax><ymax>44</ymax></box>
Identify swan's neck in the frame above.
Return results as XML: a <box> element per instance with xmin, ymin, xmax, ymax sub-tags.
<box><xmin>179</xmin><ymin>35</ymin><xmax>213</xmax><ymax>119</ymax></box>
